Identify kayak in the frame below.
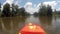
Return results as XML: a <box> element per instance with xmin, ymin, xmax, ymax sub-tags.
<box><xmin>19</xmin><ymin>23</ymin><xmax>46</xmax><ymax>34</ymax></box>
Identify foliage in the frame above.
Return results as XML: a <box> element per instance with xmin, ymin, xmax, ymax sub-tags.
<box><xmin>11</xmin><ymin>3</ymin><xmax>19</xmax><ymax>16</ymax></box>
<box><xmin>47</xmin><ymin>5</ymin><xmax>52</xmax><ymax>16</ymax></box>
<box><xmin>1</xmin><ymin>3</ymin><xmax>30</xmax><ymax>17</ymax></box>
<box><xmin>2</xmin><ymin>3</ymin><xmax>11</xmax><ymax>17</ymax></box>
<box><xmin>38</xmin><ymin>3</ymin><xmax>52</xmax><ymax>16</ymax></box>
<box><xmin>33</xmin><ymin>12</ymin><xmax>38</xmax><ymax>16</ymax></box>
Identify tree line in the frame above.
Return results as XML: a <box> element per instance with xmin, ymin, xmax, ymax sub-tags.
<box><xmin>34</xmin><ymin>3</ymin><xmax>53</xmax><ymax>16</ymax></box>
<box><xmin>0</xmin><ymin>3</ymin><xmax>30</xmax><ymax>17</ymax></box>
<box><xmin>0</xmin><ymin>3</ymin><xmax>59</xmax><ymax>17</ymax></box>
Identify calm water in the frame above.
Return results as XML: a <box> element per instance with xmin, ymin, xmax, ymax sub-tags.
<box><xmin>0</xmin><ymin>16</ymin><xmax>60</xmax><ymax>34</ymax></box>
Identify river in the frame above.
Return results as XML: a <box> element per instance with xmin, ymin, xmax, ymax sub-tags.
<box><xmin>0</xmin><ymin>16</ymin><xmax>60</xmax><ymax>34</ymax></box>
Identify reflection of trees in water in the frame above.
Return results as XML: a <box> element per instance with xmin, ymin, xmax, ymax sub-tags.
<box><xmin>10</xmin><ymin>16</ymin><xmax>26</xmax><ymax>34</ymax></box>
<box><xmin>39</xmin><ymin>16</ymin><xmax>52</xmax><ymax>25</ymax></box>
<box><xmin>39</xmin><ymin>16</ymin><xmax>56</xmax><ymax>34</ymax></box>
<box><xmin>0</xmin><ymin>18</ymin><xmax>2</xmax><ymax>31</ymax></box>
<box><xmin>1</xmin><ymin>16</ymin><xmax>26</xmax><ymax>34</ymax></box>
<box><xmin>11</xmin><ymin>16</ymin><xmax>26</xmax><ymax>30</ymax></box>
<box><xmin>1</xmin><ymin>17</ymin><xmax>11</xmax><ymax>30</ymax></box>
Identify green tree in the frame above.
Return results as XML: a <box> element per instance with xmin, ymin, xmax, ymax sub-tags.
<box><xmin>39</xmin><ymin>3</ymin><xmax>47</xmax><ymax>16</ymax></box>
<box><xmin>11</xmin><ymin>3</ymin><xmax>29</xmax><ymax>16</ymax></box>
<box><xmin>47</xmin><ymin>5</ymin><xmax>52</xmax><ymax>16</ymax></box>
<box><xmin>15</xmin><ymin>5</ymin><xmax>19</xmax><ymax>15</ymax></box>
<box><xmin>38</xmin><ymin>3</ymin><xmax>52</xmax><ymax>16</ymax></box>
<box><xmin>19</xmin><ymin>7</ymin><xmax>26</xmax><ymax>16</ymax></box>
<box><xmin>0</xmin><ymin>3</ymin><xmax>1</xmax><ymax>16</ymax></box>
<box><xmin>33</xmin><ymin>12</ymin><xmax>38</xmax><ymax>16</ymax></box>
<box><xmin>11</xmin><ymin>3</ymin><xmax>19</xmax><ymax>16</ymax></box>
<box><xmin>11</xmin><ymin>3</ymin><xmax>15</xmax><ymax>16</ymax></box>
<box><xmin>0</xmin><ymin>3</ymin><xmax>1</xmax><ymax>8</ymax></box>
<box><xmin>19</xmin><ymin>7</ymin><xmax>30</xmax><ymax>16</ymax></box>
<box><xmin>2</xmin><ymin>3</ymin><xmax>11</xmax><ymax>17</ymax></box>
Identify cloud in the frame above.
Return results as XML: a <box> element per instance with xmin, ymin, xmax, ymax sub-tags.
<box><xmin>14</xmin><ymin>0</ymin><xmax>21</xmax><ymax>8</ymax></box>
<box><xmin>1</xmin><ymin>0</ymin><xmax>14</xmax><ymax>11</ymax></box>
<box><xmin>14</xmin><ymin>0</ymin><xmax>21</xmax><ymax>6</ymax></box>
<box><xmin>35</xmin><ymin>1</ymin><xmax>57</xmax><ymax>12</ymax></box>
<box><xmin>24</xmin><ymin>0</ymin><xmax>60</xmax><ymax>13</ymax></box>
<box><xmin>4</xmin><ymin>0</ymin><xmax>14</xmax><ymax>5</ymax></box>
<box><xmin>24</xmin><ymin>2</ymin><xmax>41</xmax><ymax>14</ymax></box>
<box><xmin>56</xmin><ymin>8</ymin><xmax>60</xmax><ymax>11</ymax></box>
<box><xmin>24</xmin><ymin>2</ymin><xmax>35</xmax><ymax>14</ymax></box>
<box><xmin>1</xmin><ymin>0</ymin><xmax>21</xmax><ymax>11</ymax></box>
<box><xmin>33</xmin><ymin>1</ymin><xmax>57</xmax><ymax>13</ymax></box>
<box><xmin>43</xmin><ymin>1</ymin><xmax>57</xmax><ymax>11</ymax></box>
<box><xmin>36</xmin><ymin>3</ymin><xmax>41</xmax><ymax>12</ymax></box>
<box><xmin>56</xmin><ymin>0</ymin><xmax>60</xmax><ymax>11</ymax></box>
<box><xmin>1</xmin><ymin>0</ymin><xmax>60</xmax><ymax>14</ymax></box>
<box><xmin>37</xmin><ymin>3</ymin><xmax>41</xmax><ymax>8</ymax></box>
<box><xmin>24</xmin><ymin>2</ymin><xmax>32</xmax><ymax>8</ymax></box>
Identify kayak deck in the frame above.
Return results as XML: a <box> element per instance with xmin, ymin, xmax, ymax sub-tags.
<box><xmin>19</xmin><ymin>23</ymin><xmax>46</xmax><ymax>34</ymax></box>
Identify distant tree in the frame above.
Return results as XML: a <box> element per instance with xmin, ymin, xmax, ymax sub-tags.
<box><xmin>0</xmin><ymin>3</ymin><xmax>1</xmax><ymax>16</ymax></box>
<box><xmin>54</xmin><ymin>9</ymin><xmax>57</xmax><ymax>15</ymax></box>
<box><xmin>1</xmin><ymin>3</ymin><xmax>30</xmax><ymax>17</ymax></box>
<box><xmin>38</xmin><ymin>3</ymin><xmax>52</xmax><ymax>16</ymax></box>
<box><xmin>25</xmin><ymin>12</ymin><xmax>30</xmax><ymax>16</ymax></box>
<box><xmin>2</xmin><ymin>3</ymin><xmax>11</xmax><ymax>17</ymax></box>
<box><xmin>47</xmin><ymin>5</ymin><xmax>52</xmax><ymax>16</ymax></box>
<box><xmin>33</xmin><ymin>12</ymin><xmax>38</xmax><ymax>16</ymax></box>
<box><xmin>14</xmin><ymin>5</ymin><xmax>19</xmax><ymax>15</ymax></box>
<box><xmin>11</xmin><ymin>3</ymin><xmax>19</xmax><ymax>16</ymax></box>
<box><xmin>11</xmin><ymin>3</ymin><xmax>15</xmax><ymax>16</ymax></box>
<box><xmin>38</xmin><ymin>3</ymin><xmax>47</xmax><ymax>16</ymax></box>
<box><xmin>11</xmin><ymin>3</ymin><xmax>29</xmax><ymax>16</ymax></box>
<box><xmin>0</xmin><ymin>3</ymin><xmax>1</xmax><ymax>8</ymax></box>
<box><xmin>0</xmin><ymin>3</ymin><xmax>1</xmax><ymax>11</ymax></box>
<box><xmin>56</xmin><ymin>11</ymin><xmax>60</xmax><ymax>15</ymax></box>
<box><xmin>19</xmin><ymin>7</ymin><xmax>30</xmax><ymax>16</ymax></box>
<box><xmin>19</xmin><ymin>7</ymin><xmax>26</xmax><ymax>16</ymax></box>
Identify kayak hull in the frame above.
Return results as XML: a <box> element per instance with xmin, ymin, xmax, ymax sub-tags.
<box><xmin>19</xmin><ymin>24</ymin><xmax>46</xmax><ymax>34</ymax></box>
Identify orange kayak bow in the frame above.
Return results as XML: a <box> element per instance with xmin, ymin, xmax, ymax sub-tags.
<box><xmin>19</xmin><ymin>23</ymin><xmax>46</xmax><ymax>34</ymax></box>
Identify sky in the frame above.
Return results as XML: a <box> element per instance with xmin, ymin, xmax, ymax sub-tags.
<box><xmin>0</xmin><ymin>0</ymin><xmax>60</xmax><ymax>14</ymax></box>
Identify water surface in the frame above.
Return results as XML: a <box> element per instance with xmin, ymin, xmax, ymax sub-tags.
<box><xmin>0</xmin><ymin>16</ymin><xmax>60</xmax><ymax>34</ymax></box>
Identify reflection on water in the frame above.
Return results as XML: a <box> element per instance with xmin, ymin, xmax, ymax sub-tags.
<box><xmin>0</xmin><ymin>16</ymin><xmax>26</xmax><ymax>34</ymax></box>
<box><xmin>25</xmin><ymin>16</ymin><xmax>40</xmax><ymax>25</ymax></box>
<box><xmin>39</xmin><ymin>16</ymin><xmax>56</xmax><ymax>34</ymax></box>
<box><xmin>0</xmin><ymin>16</ymin><xmax>60</xmax><ymax>34</ymax></box>
<box><xmin>39</xmin><ymin>16</ymin><xmax>52</xmax><ymax>25</ymax></box>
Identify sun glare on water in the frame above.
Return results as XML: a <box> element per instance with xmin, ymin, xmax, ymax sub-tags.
<box><xmin>28</xmin><ymin>23</ymin><xmax>36</xmax><ymax>30</ymax></box>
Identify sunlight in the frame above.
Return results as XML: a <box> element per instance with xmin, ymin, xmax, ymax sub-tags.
<box><xmin>28</xmin><ymin>23</ymin><xmax>36</xmax><ymax>30</ymax></box>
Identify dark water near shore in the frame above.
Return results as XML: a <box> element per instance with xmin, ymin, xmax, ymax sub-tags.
<box><xmin>0</xmin><ymin>16</ymin><xmax>60</xmax><ymax>34</ymax></box>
